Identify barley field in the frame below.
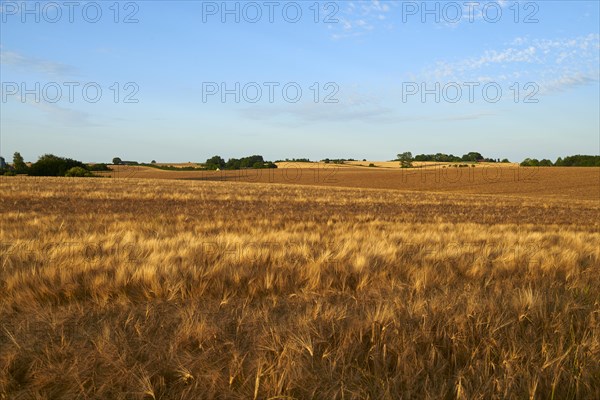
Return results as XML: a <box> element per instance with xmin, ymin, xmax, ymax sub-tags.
<box><xmin>1</xmin><ymin>174</ymin><xmax>599</xmax><ymax>399</ymax></box>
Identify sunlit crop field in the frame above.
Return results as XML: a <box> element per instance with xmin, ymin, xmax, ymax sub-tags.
<box><xmin>1</xmin><ymin>175</ymin><xmax>599</xmax><ymax>399</ymax></box>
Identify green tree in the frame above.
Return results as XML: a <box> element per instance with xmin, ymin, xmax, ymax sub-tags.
<box><xmin>520</xmin><ymin>158</ymin><xmax>540</xmax><ymax>167</ymax></box>
<box><xmin>559</xmin><ymin>155</ymin><xmax>600</xmax><ymax>167</ymax></box>
<box><xmin>205</xmin><ymin>155</ymin><xmax>226</xmax><ymax>170</ymax></box>
<box><xmin>226</xmin><ymin>158</ymin><xmax>241</xmax><ymax>170</ymax></box>
<box><xmin>397</xmin><ymin>152</ymin><xmax>413</xmax><ymax>168</ymax></box>
<box><xmin>461</xmin><ymin>152</ymin><xmax>483</xmax><ymax>162</ymax></box>
<box><xmin>240</xmin><ymin>155</ymin><xmax>264</xmax><ymax>169</ymax></box>
<box><xmin>112</xmin><ymin>157</ymin><xmax>122</xmax><ymax>165</ymax></box>
<box><xmin>13</xmin><ymin>152</ymin><xmax>27</xmax><ymax>173</ymax></box>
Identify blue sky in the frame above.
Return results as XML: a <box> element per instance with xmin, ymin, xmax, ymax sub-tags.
<box><xmin>1</xmin><ymin>0</ymin><xmax>599</xmax><ymax>163</ymax></box>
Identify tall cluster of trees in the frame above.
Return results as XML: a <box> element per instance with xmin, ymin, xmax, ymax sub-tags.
<box><xmin>556</xmin><ymin>155</ymin><xmax>600</xmax><ymax>166</ymax></box>
<box><xmin>407</xmin><ymin>152</ymin><xmax>507</xmax><ymax>163</ymax></box>
<box><xmin>397</xmin><ymin>152</ymin><xmax>414</xmax><ymax>168</ymax></box>
<box><xmin>521</xmin><ymin>155</ymin><xmax>600</xmax><ymax>167</ymax></box>
<box><xmin>395</xmin><ymin>152</ymin><xmax>600</xmax><ymax>167</ymax></box>
<box><xmin>27</xmin><ymin>154</ymin><xmax>89</xmax><ymax>176</ymax></box>
<box><xmin>12</xmin><ymin>152</ymin><xmax>28</xmax><ymax>173</ymax></box>
<box><xmin>275</xmin><ymin>158</ymin><xmax>311</xmax><ymax>163</ymax></box>
<box><xmin>520</xmin><ymin>158</ymin><xmax>553</xmax><ymax>167</ymax></box>
<box><xmin>0</xmin><ymin>152</ymin><xmax>110</xmax><ymax>177</ymax></box>
<box><xmin>204</xmin><ymin>155</ymin><xmax>277</xmax><ymax>170</ymax></box>
<box><xmin>395</xmin><ymin>151</ymin><xmax>509</xmax><ymax>168</ymax></box>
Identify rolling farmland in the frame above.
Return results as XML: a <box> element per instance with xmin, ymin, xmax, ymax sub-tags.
<box><xmin>103</xmin><ymin>164</ymin><xmax>600</xmax><ymax>200</ymax></box>
<box><xmin>3</xmin><ymin>0</ymin><xmax>599</xmax><ymax>398</ymax></box>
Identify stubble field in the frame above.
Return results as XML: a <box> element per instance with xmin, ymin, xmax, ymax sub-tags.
<box><xmin>104</xmin><ymin>165</ymin><xmax>600</xmax><ymax>200</ymax></box>
<box><xmin>1</xmin><ymin>170</ymin><xmax>599</xmax><ymax>399</ymax></box>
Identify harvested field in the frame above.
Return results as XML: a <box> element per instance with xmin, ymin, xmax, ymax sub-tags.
<box><xmin>101</xmin><ymin>165</ymin><xmax>600</xmax><ymax>201</ymax></box>
<box><xmin>1</xmin><ymin>176</ymin><xmax>599</xmax><ymax>399</ymax></box>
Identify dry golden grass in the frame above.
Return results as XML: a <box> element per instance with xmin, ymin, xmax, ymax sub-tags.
<box><xmin>1</xmin><ymin>176</ymin><xmax>599</xmax><ymax>399</ymax></box>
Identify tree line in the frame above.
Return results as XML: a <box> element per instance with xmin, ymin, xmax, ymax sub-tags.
<box><xmin>2</xmin><ymin>152</ymin><xmax>598</xmax><ymax>177</ymax></box>
<box><xmin>0</xmin><ymin>152</ymin><xmax>111</xmax><ymax>177</ymax></box>
<box><xmin>396</xmin><ymin>151</ymin><xmax>509</xmax><ymax>167</ymax></box>
<box><xmin>203</xmin><ymin>155</ymin><xmax>277</xmax><ymax>170</ymax></box>
<box><xmin>112</xmin><ymin>155</ymin><xmax>278</xmax><ymax>171</ymax></box>
<box><xmin>396</xmin><ymin>152</ymin><xmax>600</xmax><ymax>168</ymax></box>
<box><xmin>0</xmin><ymin>153</ymin><xmax>280</xmax><ymax>176</ymax></box>
<box><xmin>520</xmin><ymin>155</ymin><xmax>600</xmax><ymax>167</ymax></box>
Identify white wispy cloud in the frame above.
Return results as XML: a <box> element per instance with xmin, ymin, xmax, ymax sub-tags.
<box><xmin>428</xmin><ymin>46</ymin><xmax>539</xmax><ymax>80</ymax></box>
<box><xmin>239</xmin><ymin>102</ymin><xmax>394</xmax><ymax>124</ymax></box>
<box><xmin>239</xmin><ymin>99</ymin><xmax>496</xmax><ymax>125</ymax></box>
<box><xmin>28</xmin><ymin>101</ymin><xmax>93</xmax><ymax>126</ymax></box>
<box><xmin>0</xmin><ymin>49</ymin><xmax>76</xmax><ymax>77</ymax></box>
<box><xmin>3</xmin><ymin>85</ymin><xmax>94</xmax><ymax>126</ymax></box>
<box><xmin>456</xmin><ymin>0</ymin><xmax>511</xmax><ymax>24</ymax></box>
<box><xmin>420</xmin><ymin>34</ymin><xmax>600</xmax><ymax>95</ymax></box>
<box><xmin>332</xmin><ymin>0</ymin><xmax>514</xmax><ymax>36</ymax></box>
<box><xmin>331</xmin><ymin>0</ymin><xmax>394</xmax><ymax>40</ymax></box>
<box><xmin>434</xmin><ymin>112</ymin><xmax>496</xmax><ymax>122</ymax></box>
<box><xmin>540</xmin><ymin>73</ymin><xmax>598</xmax><ymax>94</ymax></box>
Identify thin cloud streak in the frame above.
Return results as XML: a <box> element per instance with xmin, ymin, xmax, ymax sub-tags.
<box><xmin>0</xmin><ymin>49</ymin><xmax>77</xmax><ymax>77</ymax></box>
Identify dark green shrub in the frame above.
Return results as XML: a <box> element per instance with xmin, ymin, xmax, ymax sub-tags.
<box><xmin>65</xmin><ymin>167</ymin><xmax>93</xmax><ymax>177</ymax></box>
<box><xmin>29</xmin><ymin>154</ymin><xmax>89</xmax><ymax>176</ymax></box>
<box><xmin>88</xmin><ymin>163</ymin><xmax>111</xmax><ymax>171</ymax></box>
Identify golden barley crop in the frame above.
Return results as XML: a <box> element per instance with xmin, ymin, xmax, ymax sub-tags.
<box><xmin>1</xmin><ymin>175</ymin><xmax>599</xmax><ymax>399</ymax></box>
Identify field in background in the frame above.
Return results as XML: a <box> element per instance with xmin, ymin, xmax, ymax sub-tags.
<box><xmin>1</xmin><ymin>174</ymin><xmax>599</xmax><ymax>399</ymax></box>
<box><xmin>144</xmin><ymin>161</ymin><xmax>519</xmax><ymax>169</ymax></box>
<box><xmin>342</xmin><ymin>161</ymin><xmax>521</xmax><ymax>169</ymax></box>
<box><xmin>103</xmin><ymin>165</ymin><xmax>599</xmax><ymax>200</ymax></box>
